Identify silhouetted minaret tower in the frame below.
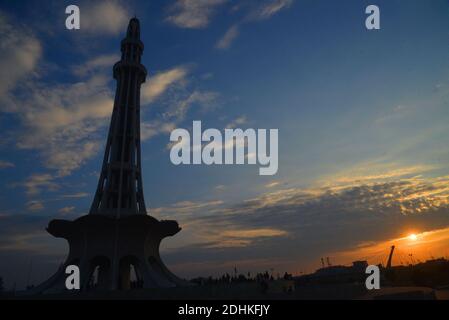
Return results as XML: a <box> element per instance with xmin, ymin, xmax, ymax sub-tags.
<box><xmin>90</xmin><ymin>18</ymin><xmax>147</xmax><ymax>216</ymax></box>
<box><xmin>32</xmin><ymin>18</ymin><xmax>185</xmax><ymax>295</ymax></box>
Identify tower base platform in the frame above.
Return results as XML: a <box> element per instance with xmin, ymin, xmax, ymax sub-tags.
<box><xmin>28</xmin><ymin>214</ymin><xmax>188</xmax><ymax>295</ymax></box>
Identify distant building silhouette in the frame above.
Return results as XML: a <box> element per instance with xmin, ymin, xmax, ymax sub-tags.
<box><xmin>29</xmin><ymin>18</ymin><xmax>185</xmax><ymax>294</ymax></box>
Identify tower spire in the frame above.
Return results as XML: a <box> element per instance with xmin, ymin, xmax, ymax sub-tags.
<box><xmin>89</xmin><ymin>17</ymin><xmax>147</xmax><ymax>217</ymax></box>
<box><xmin>127</xmin><ymin>17</ymin><xmax>140</xmax><ymax>40</ymax></box>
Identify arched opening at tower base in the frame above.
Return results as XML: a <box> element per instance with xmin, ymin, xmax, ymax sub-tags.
<box><xmin>88</xmin><ymin>256</ymin><xmax>111</xmax><ymax>291</ymax></box>
<box><xmin>119</xmin><ymin>256</ymin><xmax>142</xmax><ymax>290</ymax></box>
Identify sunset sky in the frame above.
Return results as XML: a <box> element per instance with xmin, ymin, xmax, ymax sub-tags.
<box><xmin>1</xmin><ymin>0</ymin><xmax>449</xmax><ymax>289</ymax></box>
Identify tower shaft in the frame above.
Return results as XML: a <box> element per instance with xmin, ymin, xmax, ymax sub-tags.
<box><xmin>89</xmin><ymin>18</ymin><xmax>147</xmax><ymax>217</ymax></box>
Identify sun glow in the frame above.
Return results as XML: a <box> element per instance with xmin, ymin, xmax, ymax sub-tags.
<box><xmin>408</xmin><ymin>233</ymin><xmax>418</xmax><ymax>241</ymax></box>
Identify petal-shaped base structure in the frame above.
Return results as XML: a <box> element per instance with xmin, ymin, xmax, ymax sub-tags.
<box><xmin>29</xmin><ymin>214</ymin><xmax>188</xmax><ymax>295</ymax></box>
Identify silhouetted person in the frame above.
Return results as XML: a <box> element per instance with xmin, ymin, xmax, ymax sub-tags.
<box><xmin>283</xmin><ymin>272</ymin><xmax>292</xmax><ymax>280</ymax></box>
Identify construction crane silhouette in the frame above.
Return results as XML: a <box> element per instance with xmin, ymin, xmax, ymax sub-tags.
<box><xmin>386</xmin><ymin>245</ymin><xmax>395</xmax><ymax>269</ymax></box>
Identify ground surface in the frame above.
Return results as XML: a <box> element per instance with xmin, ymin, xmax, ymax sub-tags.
<box><xmin>8</xmin><ymin>283</ymin><xmax>449</xmax><ymax>300</ymax></box>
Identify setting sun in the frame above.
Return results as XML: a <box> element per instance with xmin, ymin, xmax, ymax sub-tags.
<box><xmin>408</xmin><ymin>234</ymin><xmax>418</xmax><ymax>241</ymax></box>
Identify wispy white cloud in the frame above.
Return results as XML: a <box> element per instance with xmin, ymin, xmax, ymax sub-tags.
<box><xmin>151</xmin><ymin>199</ymin><xmax>224</xmax><ymax>216</ymax></box>
<box><xmin>12</xmin><ymin>74</ymin><xmax>113</xmax><ymax>177</ymax></box>
<box><xmin>0</xmin><ymin>13</ymin><xmax>115</xmax><ymax>177</ymax></box>
<box><xmin>141</xmin><ymin>67</ymin><xmax>189</xmax><ymax>105</ymax></box>
<box><xmin>204</xmin><ymin>228</ymin><xmax>289</xmax><ymax>248</ymax></box>
<box><xmin>61</xmin><ymin>192</ymin><xmax>89</xmax><ymax>199</ymax></box>
<box><xmin>247</xmin><ymin>0</ymin><xmax>293</xmax><ymax>21</ymax></box>
<box><xmin>0</xmin><ymin>13</ymin><xmax>41</xmax><ymax>107</ymax></box>
<box><xmin>71</xmin><ymin>54</ymin><xmax>119</xmax><ymax>77</ymax></box>
<box><xmin>81</xmin><ymin>1</ymin><xmax>130</xmax><ymax>35</ymax></box>
<box><xmin>141</xmin><ymin>121</ymin><xmax>177</xmax><ymax>141</ymax></box>
<box><xmin>0</xmin><ymin>11</ymin><xmax>218</xmax><ymax>204</ymax></box>
<box><xmin>0</xmin><ymin>230</ymin><xmax>49</xmax><ymax>251</ymax></box>
<box><xmin>140</xmin><ymin>65</ymin><xmax>219</xmax><ymax>141</ymax></box>
<box><xmin>0</xmin><ymin>160</ymin><xmax>14</xmax><ymax>169</ymax></box>
<box><xmin>58</xmin><ymin>206</ymin><xmax>75</xmax><ymax>214</ymax></box>
<box><xmin>215</xmin><ymin>24</ymin><xmax>239</xmax><ymax>50</ymax></box>
<box><xmin>163</xmin><ymin>90</ymin><xmax>218</xmax><ymax>119</ymax></box>
<box><xmin>316</xmin><ymin>163</ymin><xmax>437</xmax><ymax>190</ymax></box>
<box><xmin>15</xmin><ymin>64</ymin><xmax>196</xmax><ymax>175</ymax></box>
<box><xmin>22</xmin><ymin>174</ymin><xmax>59</xmax><ymax>196</ymax></box>
<box><xmin>3</xmin><ymin>52</ymin><xmax>212</xmax><ymax>177</ymax></box>
<box><xmin>166</xmin><ymin>0</ymin><xmax>227</xmax><ymax>29</ymax></box>
<box><xmin>151</xmin><ymin>197</ymin><xmax>291</xmax><ymax>249</ymax></box>
<box><xmin>26</xmin><ymin>200</ymin><xmax>44</xmax><ymax>212</ymax></box>
<box><xmin>265</xmin><ymin>181</ymin><xmax>280</xmax><ymax>188</ymax></box>
<box><xmin>226</xmin><ymin>115</ymin><xmax>247</xmax><ymax>129</ymax></box>
<box><xmin>147</xmin><ymin>89</ymin><xmax>219</xmax><ymax>143</ymax></box>
<box><xmin>233</xmin><ymin>169</ymin><xmax>449</xmax><ymax>217</ymax></box>
<box><xmin>215</xmin><ymin>0</ymin><xmax>294</xmax><ymax>49</ymax></box>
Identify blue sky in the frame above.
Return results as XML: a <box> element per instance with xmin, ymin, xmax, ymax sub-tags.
<box><xmin>1</xmin><ymin>0</ymin><xmax>449</xmax><ymax>289</ymax></box>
